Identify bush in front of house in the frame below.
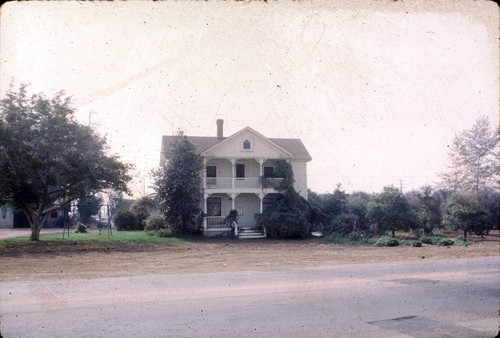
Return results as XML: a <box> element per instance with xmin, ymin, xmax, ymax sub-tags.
<box><xmin>144</xmin><ymin>212</ymin><xmax>167</xmax><ymax>234</ymax></box>
<box><xmin>114</xmin><ymin>209</ymin><xmax>142</xmax><ymax>231</ymax></box>
<box><xmin>374</xmin><ymin>235</ymin><xmax>400</xmax><ymax>247</ymax></box>
<box><xmin>256</xmin><ymin>211</ymin><xmax>310</xmax><ymax>239</ymax></box>
<box><xmin>156</xmin><ymin>228</ymin><xmax>173</xmax><ymax>238</ymax></box>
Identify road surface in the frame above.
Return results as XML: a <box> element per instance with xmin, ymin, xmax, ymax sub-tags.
<box><xmin>1</xmin><ymin>257</ymin><xmax>499</xmax><ymax>337</ymax></box>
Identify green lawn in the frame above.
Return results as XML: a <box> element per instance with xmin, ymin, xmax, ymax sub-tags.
<box><xmin>0</xmin><ymin>230</ymin><xmax>184</xmax><ymax>244</ymax></box>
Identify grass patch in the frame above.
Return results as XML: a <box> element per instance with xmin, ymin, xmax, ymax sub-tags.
<box><xmin>0</xmin><ymin>230</ymin><xmax>183</xmax><ymax>244</ymax></box>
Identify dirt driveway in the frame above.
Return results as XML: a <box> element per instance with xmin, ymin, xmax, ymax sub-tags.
<box><xmin>1</xmin><ymin>232</ymin><xmax>498</xmax><ymax>281</ymax></box>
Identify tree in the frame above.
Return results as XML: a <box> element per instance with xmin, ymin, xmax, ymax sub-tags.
<box><xmin>442</xmin><ymin>193</ymin><xmax>487</xmax><ymax>238</ymax></box>
<box><xmin>406</xmin><ymin>186</ymin><xmax>443</xmax><ymax>234</ymax></box>
<box><xmin>440</xmin><ymin>116</ymin><xmax>499</xmax><ymax>194</ymax></box>
<box><xmin>366</xmin><ymin>186</ymin><xmax>418</xmax><ymax>237</ymax></box>
<box><xmin>0</xmin><ymin>85</ymin><xmax>131</xmax><ymax>240</ymax></box>
<box><xmin>77</xmin><ymin>195</ymin><xmax>103</xmax><ymax>224</ymax></box>
<box><xmin>255</xmin><ymin>159</ymin><xmax>312</xmax><ymax>239</ymax></box>
<box><xmin>152</xmin><ymin>131</ymin><xmax>202</xmax><ymax>236</ymax></box>
<box><xmin>347</xmin><ymin>191</ymin><xmax>371</xmax><ymax>234</ymax></box>
<box><xmin>130</xmin><ymin>196</ymin><xmax>157</xmax><ymax>227</ymax></box>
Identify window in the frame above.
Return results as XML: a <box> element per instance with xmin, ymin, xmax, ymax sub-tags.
<box><xmin>264</xmin><ymin>166</ymin><xmax>274</xmax><ymax>178</ymax></box>
<box><xmin>236</xmin><ymin>164</ymin><xmax>245</xmax><ymax>178</ymax></box>
<box><xmin>207</xmin><ymin>197</ymin><xmax>221</xmax><ymax>216</ymax></box>
<box><xmin>206</xmin><ymin>166</ymin><xmax>216</xmax><ymax>178</ymax></box>
<box><xmin>51</xmin><ymin>212</ymin><xmax>58</xmax><ymax>218</ymax></box>
<box><xmin>263</xmin><ymin>197</ymin><xmax>274</xmax><ymax>211</ymax></box>
<box><xmin>242</xmin><ymin>139</ymin><xmax>251</xmax><ymax>150</ymax></box>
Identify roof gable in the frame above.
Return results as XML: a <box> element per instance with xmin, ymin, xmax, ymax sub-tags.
<box><xmin>160</xmin><ymin>127</ymin><xmax>312</xmax><ymax>165</ymax></box>
<box><xmin>201</xmin><ymin>127</ymin><xmax>293</xmax><ymax>159</ymax></box>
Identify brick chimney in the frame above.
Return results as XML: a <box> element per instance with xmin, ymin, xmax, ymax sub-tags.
<box><xmin>216</xmin><ymin>119</ymin><xmax>224</xmax><ymax>139</ymax></box>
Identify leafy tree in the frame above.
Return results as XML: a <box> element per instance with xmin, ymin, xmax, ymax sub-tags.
<box><xmin>256</xmin><ymin>159</ymin><xmax>312</xmax><ymax>239</ymax></box>
<box><xmin>477</xmin><ymin>189</ymin><xmax>500</xmax><ymax>232</ymax></box>
<box><xmin>153</xmin><ymin>131</ymin><xmax>202</xmax><ymax>236</ymax></box>
<box><xmin>440</xmin><ymin>116</ymin><xmax>499</xmax><ymax>194</ymax></box>
<box><xmin>77</xmin><ymin>195</ymin><xmax>103</xmax><ymax>224</ymax></box>
<box><xmin>347</xmin><ymin>191</ymin><xmax>371</xmax><ymax>234</ymax></box>
<box><xmin>113</xmin><ymin>209</ymin><xmax>141</xmax><ymax>231</ymax></box>
<box><xmin>442</xmin><ymin>193</ymin><xmax>487</xmax><ymax>238</ymax></box>
<box><xmin>366</xmin><ymin>186</ymin><xmax>418</xmax><ymax>237</ymax></box>
<box><xmin>0</xmin><ymin>85</ymin><xmax>131</xmax><ymax>240</ymax></box>
<box><xmin>130</xmin><ymin>196</ymin><xmax>157</xmax><ymax>227</ymax></box>
<box><xmin>406</xmin><ymin>186</ymin><xmax>443</xmax><ymax>234</ymax></box>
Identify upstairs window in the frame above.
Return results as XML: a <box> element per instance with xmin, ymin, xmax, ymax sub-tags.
<box><xmin>263</xmin><ymin>166</ymin><xmax>274</xmax><ymax>178</ymax></box>
<box><xmin>206</xmin><ymin>166</ymin><xmax>217</xmax><ymax>178</ymax></box>
<box><xmin>242</xmin><ymin>139</ymin><xmax>251</xmax><ymax>150</ymax></box>
<box><xmin>236</xmin><ymin>164</ymin><xmax>245</xmax><ymax>178</ymax></box>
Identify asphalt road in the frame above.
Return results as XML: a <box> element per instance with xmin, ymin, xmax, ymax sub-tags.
<box><xmin>1</xmin><ymin>257</ymin><xmax>498</xmax><ymax>337</ymax></box>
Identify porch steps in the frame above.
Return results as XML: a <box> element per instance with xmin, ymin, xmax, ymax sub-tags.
<box><xmin>238</xmin><ymin>227</ymin><xmax>266</xmax><ymax>239</ymax></box>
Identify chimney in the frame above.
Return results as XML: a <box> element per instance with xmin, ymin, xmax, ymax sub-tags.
<box><xmin>216</xmin><ymin>119</ymin><xmax>224</xmax><ymax>138</ymax></box>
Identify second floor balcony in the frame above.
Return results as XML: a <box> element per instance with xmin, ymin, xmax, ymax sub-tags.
<box><xmin>203</xmin><ymin>176</ymin><xmax>283</xmax><ymax>190</ymax></box>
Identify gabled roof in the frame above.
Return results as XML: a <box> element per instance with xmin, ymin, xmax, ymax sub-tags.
<box><xmin>161</xmin><ymin>128</ymin><xmax>312</xmax><ymax>164</ymax></box>
<box><xmin>201</xmin><ymin>126</ymin><xmax>294</xmax><ymax>158</ymax></box>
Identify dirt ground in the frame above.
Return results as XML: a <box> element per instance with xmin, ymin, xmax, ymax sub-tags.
<box><xmin>1</xmin><ymin>233</ymin><xmax>498</xmax><ymax>281</ymax></box>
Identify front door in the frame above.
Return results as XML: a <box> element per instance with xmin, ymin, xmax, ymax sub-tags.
<box><xmin>235</xmin><ymin>198</ymin><xmax>246</xmax><ymax>227</ymax></box>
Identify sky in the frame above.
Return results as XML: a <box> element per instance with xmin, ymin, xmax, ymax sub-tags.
<box><xmin>1</xmin><ymin>0</ymin><xmax>498</xmax><ymax>197</ymax></box>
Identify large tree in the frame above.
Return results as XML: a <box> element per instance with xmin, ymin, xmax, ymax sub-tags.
<box><xmin>406</xmin><ymin>186</ymin><xmax>444</xmax><ymax>234</ymax></box>
<box><xmin>0</xmin><ymin>85</ymin><xmax>131</xmax><ymax>240</ymax></box>
<box><xmin>442</xmin><ymin>193</ymin><xmax>487</xmax><ymax>238</ymax></box>
<box><xmin>153</xmin><ymin>131</ymin><xmax>202</xmax><ymax>236</ymax></box>
<box><xmin>440</xmin><ymin>116</ymin><xmax>499</xmax><ymax>194</ymax></box>
<box><xmin>77</xmin><ymin>195</ymin><xmax>103</xmax><ymax>224</ymax></box>
<box><xmin>366</xmin><ymin>186</ymin><xmax>418</xmax><ymax>237</ymax></box>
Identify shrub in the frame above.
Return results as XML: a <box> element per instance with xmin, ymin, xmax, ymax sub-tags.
<box><xmin>419</xmin><ymin>235</ymin><xmax>446</xmax><ymax>245</ymax></box>
<box><xmin>375</xmin><ymin>236</ymin><xmax>400</xmax><ymax>247</ymax></box>
<box><xmin>144</xmin><ymin>212</ymin><xmax>167</xmax><ymax>232</ymax></box>
<box><xmin>410</xmin><ymin>240</ymin><xmax>422</xmax><ymax>247</ymax></box>
<box><xmin>455</xmin><ymin>235</ymin><xmax>468</xmax><ymax>246</ymax></box>
<box><xmin>256</xmin><ymin>211</ymin><xmax>310</xmax><ymax>239</ymax></box>
<box><xmin>436</xmin><ymin>238</ymin><xmax>454</xmax><ymax>246</ymax></box>
<box><xmin>75</xmin><ymin>222</ymin><xmax>87</xmax><ymax>233</ymax></box>
<box><xmin>156</xmin><ymin>228</ymin><xmax>173</xmax><ymax>238</ymax></box>
<box><xmin>114</xmin><ymin>210</ymin><xmax>142</xmax><ymax>231</ymax></box>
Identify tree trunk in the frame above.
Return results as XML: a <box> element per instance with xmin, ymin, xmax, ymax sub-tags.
<box><xmin>392</xmin><ymin>229</ymin><xmax>395</xmax><ymax>237</ymax></box>
<box><xmin>464</xmin><ymin>229</ymin><xmax>467</xmax><ymax>239</ymax></box>
<box><xmin>23</xmin><ymin>207</ymin><xmax>46</xmax><ymax>241</ymax></box>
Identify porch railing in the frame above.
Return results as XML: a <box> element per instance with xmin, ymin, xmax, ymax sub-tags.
<box><xmin>203</xmin><ymin>177</ymin><xmax>283</xmax><ymax>189</ymax></box>
<box><xmin>205</xmin><ymin>216</ymin><xmax>229</xmax><ymax>228</ymax></box>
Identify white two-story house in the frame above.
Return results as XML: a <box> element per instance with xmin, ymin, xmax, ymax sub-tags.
<box><xmin>160</xmin><ymin>120</ymin><xmax>312</xmax><ymax>238</ymax></box>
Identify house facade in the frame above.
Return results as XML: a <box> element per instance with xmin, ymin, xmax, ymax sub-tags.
<box><xmin>160</xmin><ymin>120</ymin><xmax>312</xmax><ymax>238</ymax></box>
<box><xmin>0</xmin><ymin>205</ymin><xmax>66</xmax><ymax>228</ymax></box>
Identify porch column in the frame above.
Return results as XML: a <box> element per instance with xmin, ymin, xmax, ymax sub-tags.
<box><xmin>230</xmin><ymin>192</ymin><xmax>239</xmax><ymax>211</ymax></box>
<box><xmin>203</xmin><ymin>192</ymin><xmax>211</xmax><ymax>230</ymax></box>
<box><xmin>257</xmin><ymin>192</ymin><xmax>268</xmax><ymax>213</ymax></box>
<box><xmin>230</xmin><ymin>158</ymin><xmax>236</xmax><ymax>188</ymax></box>
<box><xmin>202</xmin><ymin>158</ymin><xmax>207</xmax><ymax>188</ymax></box>
<box><xmin>258</xmin><ymin>158</ymin><xmax>266</xmax><ymax>178</ymax></box>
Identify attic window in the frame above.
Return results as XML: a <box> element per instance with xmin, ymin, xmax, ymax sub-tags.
<box><xmin>242</xmin><ymin>140</ymin><xmax>251</xmax><ymax>150</ymax></box>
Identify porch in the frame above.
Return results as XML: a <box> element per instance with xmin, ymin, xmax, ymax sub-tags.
<box><xmin>201</xmin><ymin>192</ymin><xmax>280</xmax><ymax>238</ymax></box>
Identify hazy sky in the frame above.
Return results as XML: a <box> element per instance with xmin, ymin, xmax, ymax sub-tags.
<box><xmin>1</xmin><ymin>0</ymin><xmax>498</xmax><ymax>196</ymax></box>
